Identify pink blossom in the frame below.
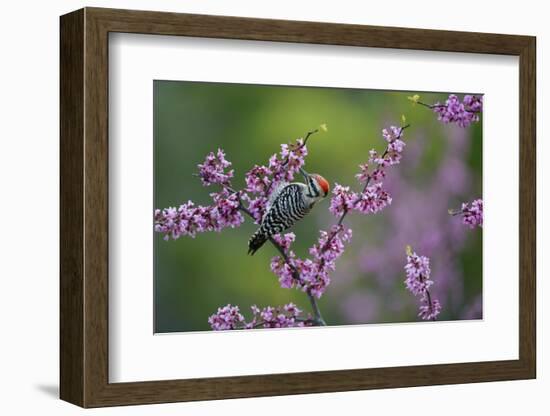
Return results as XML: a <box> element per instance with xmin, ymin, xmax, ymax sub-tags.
<box><xmin>352</xmin><ymin>182</ymin><xmax>392</xmax><ymax>214</ymax></box>
<box><xmin>244</xmin><ymin>164</ymin><xmax>272</xmax><ymax>194</ymax></box>
<box><xmin>281</xmin><ymin>139</ymin><xmax>308</xmax><ymax>179</ymax></box>
<box><xmin>368</xmin><ymin>149</ymin><xmax>379</xmax><ymax>163</ymax></box>
<box><xmin>197</xmin><ymin>148</ymin><xmax>234</xmax><ymax>186</ymax></box>
<box><xmin>344</xmin><ymin>125</ymin><xmax>406</xmax><ymax>218</ymax></box>
<box><xmin>404</xmin><ymin>248</ymin><xmax>441</xmax><ymax>320</ymax></box>
<box><xmin>310</xmin><ymin>225</ymin><xmax>353</xmax><ymax>265</ymax></box>
<box><xmin>349</xmin><ymin>126</ymin><xmax>408</xmax><ymax>215</ymax></box>
<box><xmin>270</xmin><ymin>139</ymin><xmax>308</xmax><ymax>184</ymax></box>
<box><xmin>243</xmin><ymin>138</ymin><xmax>309</xmax><ymax>199</ymax></box>
<box><xmin>459</xmin><ymin>198</ymin><xmax>483</xmax><ymax>228</ymax></box>
<box><xmin>355</xmin><ymin>163</ymin><xmax>370</xmax><ymax>183</ymax></box>
<box><xmin>404</xmin><ymin>252</ymin><xmax>432</xmax><ymax>296</ymax></box>
<box><xmin>329</xmin><ymin>184</ymin><xmax>357</xmax><ymax>216</ymax></box>
<box><xmin>464</xmin><ymin>94</ymin><xmax>483</xmax><ymax>112</ymax></box>
<box><xmin>370</xmin><ymin>169</ymin><xmax>386</xmax><ymax>181</ymax></box>
<box><xmin>433</xmin><ymin>94</ymin><xmax>483</xmax><ymax>127</ymax></box>
<box><xmin>272</xmin><ymin>232</ymin><xmax>296</xmax><ymax>251</ymax></box>
<box><xmin>154</xmin><ymin>190</ymin><xmax>244</xmax><ymax>240</ymax></box>
<box><xmin>208</xmin><ymin>303</ymin><xmax>311</xmax><ymax>330</ymax></box>
<box><xmin>294</xmin><ymin>257</ymin><xmax>327</xmax><ymax>298</ymax></box>
<box><xmin>207</xmin><ymin>304</ymin><xmax>245</xmax><ymax>330</ymax></box>
<box><xmin>210</xmin><ymin>190</ymin><xmax>244</xmax><ymax>228</ymax></box>
<box><xmin>268</xmin><ymin>226</ymin><xmax>352</xmax><ymax>298</ymax></box>
<box><xmin>382</xmin><ymin>126</ymin><xmax>402</xmax><ymax>142</ymax></box>
<box><xmin>418</xmin><ymin>297</ymin><xmax>442</xmax><ymax>320</ymax></box>
<box><xmin>242</xmin><ymin>194</ymin><xmax>268</xmax><ymax>224</ymax></box>
<box><xmin>270</xmin><ymin>256</ymin><xmax>295</xmax><ymax>288</ymax></box>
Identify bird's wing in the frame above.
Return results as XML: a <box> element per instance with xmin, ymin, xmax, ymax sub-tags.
<box><xmin>263</xmin><ymin>181</ymin><xmax>289</xmax><ymax>220</ymax></box>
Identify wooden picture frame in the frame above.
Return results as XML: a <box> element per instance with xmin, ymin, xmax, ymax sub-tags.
<box><xmin>60</xmin><ymin>7</ymin><xmax>536</xmax><ymax>408</ymax></box>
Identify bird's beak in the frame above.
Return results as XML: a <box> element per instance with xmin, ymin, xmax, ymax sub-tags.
<box><xmin>299</xmin><ymin>167</ymin><xmax>309</xmax><ymax>180</ymax></box>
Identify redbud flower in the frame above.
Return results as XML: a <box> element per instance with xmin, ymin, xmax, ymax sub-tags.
<box><xmin>244</xmin><ymin>164</ymin><xmax>272</xmax><ymax>194</ymax></box>
<box><xmin>272</xmin><ymin>232</ymin><xmax>296</xmax><ymax>251</ymax></box>
<box><xmin>208</xmin><ymin>303</ymin><xmax>311</xmax><ymax>330</ymax></box>
<box><xmin>268</xmin><ymin>226</ymin><xmax>352</xmax><ymax>298</ymax></box>
<box><xmin>154</xmin><ymin>190</ymin><xmax>244</xmax><ymax>240</ymax></box>
<box><xmin>242</xmin><ymin>194</ymin><xmax>268</xmax><ymax>224</ymax></box>
<box><xmin>404</xmin><ymin>247</ymin><xmax>441</xmax><ymax>320</ymax></box>
<box><xmin>404</xmin><ymin>251</ymin><xmax>432</xmax><ymax>296</ymax></box>
<box><xmin>460</xmin><ymin>199</ymin><xmax>483</xmax><ymax>228</ymax></box>
<box><xmin>329</xmin><ymin>184</ymin><xmax>357</xmax><ymax>216</ymax></box>
<box><xmin>419</xmin><ymin>297</ymin><xmax>442</xmax><ymax>320</ymax></box>
<box><xmin>433</xmin><ymin>94</ymin><xmax>483</xmax><ymax>127</ymax></box>
<box><xmin>270</xmin><ymin>256</ymin><xmax>295</xmax><ymax>289</ymax></box>
<box><xmin>352</xmin><ymin>183</ymin><xmax>392</xmax><ymax>214</ymax></box>
<box><xmin>197</xmin><ymin>148</ymin><xmax>234</xmax><ymax>186</ymax></box>
<box><xmin>450</xmin><ymin>198</ymin><xmax>483</xmax><ymax>229</ymax></box>
<box><xmin>265</xmin><ymin>139</ymin><xmax>308</xmax><ymax>185</ymax></box>
<box><xmin>355</xmin><ymin>163</ymin><xmax>370</xmax><ymax>183</ymax></box>
<box><xmin>207</xmin><ymin>304</ymin><xmax>245</xmax><ymax>330</ymax></box>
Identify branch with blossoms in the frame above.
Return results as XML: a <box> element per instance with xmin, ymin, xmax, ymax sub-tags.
<box><xmin>259</xmin><ymin>124</ymin><xmax>411</xmax><ymax>326</ymax></box>
<box><xmin>408</xmin><ymin>93</ymin><xmax>484</xmax><ymax>231</ymax></box>
<box><xmin>404</xmin><ymin>246</ymin><xmax>441</xmax><ymax>321</ymax></box>
<box><xmin>155</xmin><ymin>121</ymin><xmax>412</xmax><ymax>330</ymax></box>
<box><xmin>155</xmin><ymin>127</ymin><xmax>329</xmax><ymax>328</ymax></box>
<box><xmin>449</xmin><ymin>198</ymin><xmax>483</xmax><ymax>229</ymax></box>
<box><xmin>408</xmin><ymin>93</ymin><xmax>483</xmax><ymax>128</ymax></box>
<box><xmin>208</xmin><ymin>303</ymin><xmax>315</xmax><ymax>330</ymax></box>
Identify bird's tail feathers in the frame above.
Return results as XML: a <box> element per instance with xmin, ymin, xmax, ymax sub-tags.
<box><xmin>248</xmin><ymin>230</ymin><xmax>267</xmax><ymax>255</ymax></box>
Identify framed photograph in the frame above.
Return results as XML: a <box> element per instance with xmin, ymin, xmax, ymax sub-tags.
<box><xmin>60</xmin><ymin>7</ymin><xmax>536</xmax><ymax>407</ymax></box>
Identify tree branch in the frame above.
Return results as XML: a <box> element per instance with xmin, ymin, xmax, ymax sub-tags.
<box><xmin>231</xmin><ymin>200</ymin><xmax>325</xmax><ymax>326</ymax></box>
<box><xmin>324</xmin><ymin>124</ymin><xmax>411</xmax><ymax>249</ymax></box>
<box><xmin>417</xmin><ymin>100</ymin><xmax>480</xmax><ymax>114</ymax></box>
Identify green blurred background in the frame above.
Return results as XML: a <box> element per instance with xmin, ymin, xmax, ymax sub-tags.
<box><xmin>154</xmin><ymin>80</ymin><xmax>483</xmax><ymax>333</ymax></box>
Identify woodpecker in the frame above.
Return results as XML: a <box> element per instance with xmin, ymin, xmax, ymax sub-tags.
<box><xmin>248</xmin><ymin>168</ymin><xmax>330</xmax><ymax>255</ymax></box>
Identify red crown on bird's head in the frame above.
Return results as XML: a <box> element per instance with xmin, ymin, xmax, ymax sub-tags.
<box><xmin>312</xmin><ymin>174</ymin><xmax>330</xmax><ymax>197</ymax></box>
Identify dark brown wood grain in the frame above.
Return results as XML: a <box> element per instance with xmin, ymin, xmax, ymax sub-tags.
<box><xmin>59</xmin><ymin>8</ymin><xmax>85</xmax><ymax>406</ymax></box>
<box><xmin>60</xmin><ymin>7</ymin><xmax>536</xmax><ymax>408</ymax></box>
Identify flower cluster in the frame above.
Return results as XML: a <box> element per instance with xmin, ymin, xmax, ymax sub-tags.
<box><xmin>404</xmin><ymin>246</ymin><xmax>441</xmax><ymax>320</ymax></box>
<box><xmin>433</xmin><ymin>94</ymin><xmax>483</xmax><ymax>127</ymax></box>
<box><xmin>154</xmin><ymin>189</ymin><xmax>244</xmax><ymax>240</ymax></box>
<box><xmin>207</xmin><ymin>304</ymin><xmax>245</xmax><ymax>330</ymax></box>
<box><xmin>455</xmin><ymin>198</ymin><xmax>483</xmax><ymax>229</ymax></box>
<box><xmin>244</xmin><ymin>165</ymin><xmax>272</xmax><ymax>194</ymax></box>
<box><xmin>329</xmin><ymin>184</ymin><xmax>356</xmax><ymax>216</ymax></box>
<box><xmin>276</xmin><ymin>140</ymin><xmax>308</xmax><ymax>182</ymax></box>
<box><xmin>245</xmin><ymin>140</ymin><xmax>308</xmax><ymax>191</ymax></box>
<box><xmin>353</xmin><ymin>182</ymin><xmax>392</xmax><ymax>214</ymax></box>
<box><xmin>269</xmin><ymin>233</ymin><xmax>299</xmax><ymax>289</ymax></box>
<box><xmin>303</xmin><ymin>226</ymin><xmax>353</xmax><ymax>298</ymax></box>
<box><xmin>241</xmin><ymin>194</ymin><xmax>268</xmax><ymax>224</ymax></box>
<box><xmin>418</xmin><ymin>298</ymin><xmax>442</xmax><ymax>321</ymax></box>
<box><xmin>272</xmin><ymin>232</ymin><xmax>296</xmax><ymax>251</ymax></box>
<box><xmin>270</xmin><ymin>226</ymin><xmax>352</xmax><ymax>298</ymax></box>
<box><xmin>241</xmin><ymin>138</ymin><xmax>308</xmax><ymax>221</ymax></box>
<box><xmin>197</xmin><ymin>148</ymin><xmax>234</xmax><ymax>186</ymax></box>
<box><xmin>208</xmin><ymin>303</ymin><xmax>311</xmax><ymax>330</ymax></box>
<box><xmin>329</xmin><ymin>125</ymin><xmax>405</xmax><ymax>217</ymax></box>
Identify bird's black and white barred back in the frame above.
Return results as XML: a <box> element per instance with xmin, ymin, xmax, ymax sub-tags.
<box><xmin>248</xmin><ymin>172</ymin><xmax>330</xmax><ymax>255</ymax></box>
